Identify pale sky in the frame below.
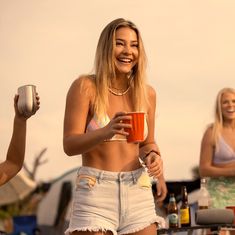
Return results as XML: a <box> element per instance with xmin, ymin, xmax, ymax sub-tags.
<box><xmin>0</xmin><ymin>0</ymin><xmax>235</xmax><ymax>182</ymax></box>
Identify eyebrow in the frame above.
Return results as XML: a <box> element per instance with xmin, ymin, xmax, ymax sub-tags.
<box><xmin>115</xmin><ymin>38</ymin><xmax>138</xmax><ymax>43</ymax></box>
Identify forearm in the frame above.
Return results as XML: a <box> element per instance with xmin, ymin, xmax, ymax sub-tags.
<box><xmin>0</xmin><ymin>160</ymin><xmax>21</xmax><ymax>186</ymax></box>
<box><xmin>7</xmin><ymin>116</ymin><xmax>27</xmax><ymax>166</ymax></box>
<box><xmin>0</xmin><ymin>116</ymin><xmax>27</xmax><ymax>185</ymax></box>
<box><xmin>139</xmin><ymin>141</ymin><xmax>161</xmax><ymax>160</ymax></box>
<box><xmin>200</xmin><ymin>164</ymin><xmax>235</xmax><ymax>177</ymax></box>
<box><xmin>63</xmin><ymin>128</ymin><xmax>107</xmax><ymax>156</ymax></box>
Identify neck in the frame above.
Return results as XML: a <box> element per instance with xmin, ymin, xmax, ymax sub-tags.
<box><xmin>223</xmin><ymin>120</ymin><xmax>235</xmax><ymax>130</ymax></box>
<box><xmin>109</xmin><ymin>76</ymin><xmax>133</xmax><ymax>96</ymax></box>
<box><xmin>111</xmin><ymin>75</ymin><xmax>131</xmax><ymax>90</ymax></box>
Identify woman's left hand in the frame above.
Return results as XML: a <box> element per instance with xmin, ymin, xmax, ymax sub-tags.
<box><xmin>155</xmin><ymin>176</ymin><xmax>168</xmax><ymax>202</ymax></box>
<box><xmin>144</xmin><ymin>151</ymin><xmax>163</xmax><ymax>179</ymax></box>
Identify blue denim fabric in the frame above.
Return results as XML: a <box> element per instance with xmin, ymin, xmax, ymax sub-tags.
<box><xmin>65</xmin><ymin>166</ymin><xmax>165</xmax><ymax>235</ymax></box>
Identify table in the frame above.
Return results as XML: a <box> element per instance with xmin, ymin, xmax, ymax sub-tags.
<box><xmin>157</xmin><ymin>224</ymin><xmax>235</xmax><ymax>235</ymax></box>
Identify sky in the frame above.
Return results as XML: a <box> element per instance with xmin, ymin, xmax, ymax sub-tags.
<box><xmin>0</xmin><ymin>0</ymin><xmax>235</xmax><ymax>182</ymax></box>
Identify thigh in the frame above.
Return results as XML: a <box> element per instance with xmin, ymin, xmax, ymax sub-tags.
<box><xmin>71</xmin><ymin>231</ymin><xmax>113</xmax><ymax>235</ymax></box>
<box><xmin>66</xmin><ymin>171</ymin><xmax>118</xmax><ymax>235</ymax></box>
<box><xmin>127</xmin><ymin>223</ymin><xmax>157</xmax><ymax>235</ymax></box>
<box><xmin>118</xmin><ymin>171</ymin><xmax>165</xmax><ymax>235</ymax></box>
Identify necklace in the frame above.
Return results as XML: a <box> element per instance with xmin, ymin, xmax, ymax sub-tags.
<box><xmin>108</xmin><ymin>77</ymin><xmax>133</xmax><ymax>96</ymax></box>
<box><xmin>108</xmin><ymin>85</ymin><xmax>131</xmax><ymax>96</ymax></box>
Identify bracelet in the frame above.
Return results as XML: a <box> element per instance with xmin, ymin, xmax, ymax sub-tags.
<box><xmin>142</xmin><ymin>150</ymin><xmax>161</xmax><ymax>161</ymax></box>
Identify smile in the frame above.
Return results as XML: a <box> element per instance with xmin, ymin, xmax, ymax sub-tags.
<box><xmin>226</xmin><ymin>110</ymin><xmax>235</xmax><ymax>113</ymax></box>
<box><xmin>117</xmin><ymin>58</ymin><xmax>133</xmax><ymax>63</ymax></box>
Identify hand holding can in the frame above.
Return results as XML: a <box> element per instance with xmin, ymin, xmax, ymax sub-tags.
<box><xmin>17</xmin><ymin>85</ymin><xmax>38</xmax><ymax>118</ymax></box>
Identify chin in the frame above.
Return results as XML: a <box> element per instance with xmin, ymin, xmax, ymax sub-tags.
<box><xmin>117</xmin><ymin>68</ymin><xmax>132</xmax><ymax>75</ymax></box>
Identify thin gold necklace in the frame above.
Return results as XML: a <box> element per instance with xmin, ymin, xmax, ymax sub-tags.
<box><xmin>108</xmin><ymin>77</ymin><xmax>133</xmax><ymax>96</ymax></box>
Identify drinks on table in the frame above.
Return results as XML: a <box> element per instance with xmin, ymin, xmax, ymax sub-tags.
<box><xmin>167</xmin><ymin>193</ymin><xmax>179</xmax><ymax>228</ymax></box>
<box><xmin>198</xmin><ymin>178</ymin><xmax>210</xmax><ymax>210</ymax></box>
<box><xmin>180</xmin><ymin>186</ymin><xmax>191</xmax><ymax>227</ymax></box>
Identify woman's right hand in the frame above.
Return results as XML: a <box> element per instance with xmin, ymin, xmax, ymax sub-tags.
<box><xmin>102</xmin><ymin>112</ymin><xmax>132</xmax><ymax>140</ymax></box>
<box><xmin>14</xmin><ymin>94</ymin><xmax>40</xmax><ymax>120</ymax></box>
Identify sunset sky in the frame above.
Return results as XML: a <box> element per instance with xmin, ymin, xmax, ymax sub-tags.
<box><xmin>0</xmin><ymin>0</ymin><xmax>235</xmax><ymax>182</ymax></box>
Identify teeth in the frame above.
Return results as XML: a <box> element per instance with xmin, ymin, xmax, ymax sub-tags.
<box><xmin>118</xmin><ymin>58</ymin><xmax>132</xmax><ymax>63</ymax></box>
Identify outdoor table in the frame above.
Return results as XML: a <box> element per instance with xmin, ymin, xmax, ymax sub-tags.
<box><xmin>157</xmin><ymin>224</ymin><xmax>235</xmax><ymax>234</ymax></box>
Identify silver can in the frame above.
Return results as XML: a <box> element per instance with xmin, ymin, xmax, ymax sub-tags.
<box><xmin>17</xmin><ymin>85</ymin><xmax>37</xmax><ymax>118</ymax></box>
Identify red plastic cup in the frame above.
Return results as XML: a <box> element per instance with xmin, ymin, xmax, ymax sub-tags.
<box><xmin>226</xmin><ymin>206</ymin><xmax>235</xmax><ymax>224</ymax></box>
<box><xmin>124</xmin><ymin>112</ymin><xmax>145</xmax><ymax>143</ymax></box>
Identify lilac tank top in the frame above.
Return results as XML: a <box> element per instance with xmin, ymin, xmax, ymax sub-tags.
<box><xmin>213</xmin><ymin>136</ymin><xmax>235</xmax><ymax>164</ymax></box>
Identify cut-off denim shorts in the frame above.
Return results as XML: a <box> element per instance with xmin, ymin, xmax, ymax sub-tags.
<box><xmin>65</xmin><ymin>166</ymin><xmax>165</xmax><ymax>235</ymax></box>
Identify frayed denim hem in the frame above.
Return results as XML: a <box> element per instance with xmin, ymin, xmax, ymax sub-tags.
<box><xmin>118</xmin><ymin>217</ymin><xmax>166</xmax><ymax>235</ymax></box>
<box><xmin>64</xmin><ymin>227</ymin><xmax>117</xmax><ymax>235</ymax></box>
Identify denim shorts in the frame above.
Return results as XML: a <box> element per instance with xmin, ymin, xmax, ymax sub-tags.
<box><xmin>65</xmin><ymin>166</ymin><xmax>165</xmax><ymax>235</ymax></box>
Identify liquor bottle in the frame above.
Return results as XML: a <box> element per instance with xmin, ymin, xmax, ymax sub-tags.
<box><xmin>198</xmin><ymin>178</ymin><xmax>210</xmax><ymax>210</ymax></box>
<box><xmin>180</xmin><ymin>186</ymin><xmax>191</xmax><ymax>227</ymax></box>
<box><xmin>167</xmin><ymin>193</ymin><xmax>179</xmax><ymax>228</ymax></box>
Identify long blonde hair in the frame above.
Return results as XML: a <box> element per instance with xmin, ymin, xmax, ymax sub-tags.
<box><xmin>212</xmin><ymin>87</ymin><xmax>235</xmax><ymax>147</ymax></box>
<box><xmin>91</xmin><ymin>18</ymin><xmax>149</xmax><ymax>120</ymax></box>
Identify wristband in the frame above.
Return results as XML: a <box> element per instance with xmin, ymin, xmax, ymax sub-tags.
<box><xmin>142</xmin><ymin>150</ymin><xmax>161</xmax><ymax>161</ymax></box>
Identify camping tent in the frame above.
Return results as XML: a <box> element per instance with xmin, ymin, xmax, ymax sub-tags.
<box><xmin>37</xmin><ymin>168</ymin><xmax>77</xmax><ymax>226</ymax></box>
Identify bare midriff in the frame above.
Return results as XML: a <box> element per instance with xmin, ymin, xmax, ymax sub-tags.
<box><xmin>82</xmin><ymin>141</ymin><xmax>142</xmax><ymax>172</ymax></box>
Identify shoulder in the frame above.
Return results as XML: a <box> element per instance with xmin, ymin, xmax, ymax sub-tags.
<box><xmin>146</xmin><ymin>84</ymin><xmax>156</xmax><ymax>100</ymax></box>
<box><xmin>201</xmin><ymin>124</ymin><xmax>214</xmax><ymax>145</ymax></box>
<box><xmin>204</xmin><ymin>124</ymin><xmax>213</xmax><ymax>136</ymax></box>
<box><xmin>71</xmin><ymin>75</ymin><xmax>95</xmax><ymax>91</ymax></box>
<box><xmin>68</xmin><ymin>75</ymin><xmax>96</xmax><ymax>98</ymax></box>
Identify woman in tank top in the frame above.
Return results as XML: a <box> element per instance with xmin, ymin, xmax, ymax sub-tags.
<box><xmin>199</xmin><ymin>87</ymin><xmax>235</xmax><ymax>209</ymax></box>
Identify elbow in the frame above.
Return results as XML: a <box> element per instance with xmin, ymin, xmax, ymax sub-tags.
<box><xmin>63</xmin><ymin>135</ymin><xmax>86</xmax><ymax>156</ymax></box>
<box><xmin>0</xmin><ymin>162</ymin><xmax>22</xmax><ymax>186</ymax></box>
<box><xmin>63</xmin><ymin>139</ymin><xmax>73</xmax><ymax>156</ymax></box>
<box><xmin>63</xmin><ymin>144</ymin><xmax>74</xmax><ymax>156</ymax></box>
<box><xmin>12</xmin><ymin>166</ymin><xmax>22</xmax><ymax>179</ymax></box>
<box><xmin>63</xmin><ymin>138</ymin><xmax>80</xmax><ymax>156</ymax></box>
<box><xmin>199</xmin><ymin>166</ymin><xmax>209</xmax><ymax>178</ymax></box>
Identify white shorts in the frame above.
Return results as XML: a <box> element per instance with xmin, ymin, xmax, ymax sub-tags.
<box><xmin>65</xmin><ymin>166</ymin><xmax>165</xmax><ymax>235</ymax></box>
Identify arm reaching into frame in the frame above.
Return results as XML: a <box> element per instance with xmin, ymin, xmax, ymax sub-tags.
<box><xmin>0</xmin><ymin>94</ymin><xmax>40</xmax><ymax>186</ymax></box>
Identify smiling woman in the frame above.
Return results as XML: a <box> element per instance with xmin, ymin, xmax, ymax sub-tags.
<box><xmin>199</xmin><ymin>87</ymin><xmax>235</xmax><ymax>209</ymax></box>
<box><xmin>63</xmin><ymin>18</ymin><xmax>167</xmax><ymax>235</ymax></box>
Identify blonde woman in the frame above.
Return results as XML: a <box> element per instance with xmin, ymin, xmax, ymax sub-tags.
<box><xmin>63</xmin><ymin>18</ymin><xmax>167</xmax><ymax>235</ymax></box>
<box><xmin>199</xmin><ymin>87</ymin><xmax>235</xmax><ymax>209</ymax></box>
<box><xmin>0</xmin><ymin>94</ymin><xmax>40</xmax><ymax>186</ymax></box>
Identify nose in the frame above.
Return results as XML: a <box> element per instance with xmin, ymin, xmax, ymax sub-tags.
<box><xmin>123</xmin><ymin>44</ymin><xmax>132</xmax><ymax>54</ymax></box>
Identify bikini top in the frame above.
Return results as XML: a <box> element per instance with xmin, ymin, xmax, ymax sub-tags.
<box><xmin>213</xmin><ymin>136</ymin><xmax>235</xmax><ymax>164</ymax></box>
<box><xmin>86</xmin><ymin>113</ymin><xmax>148</xmax><ymax>141</ymax></box>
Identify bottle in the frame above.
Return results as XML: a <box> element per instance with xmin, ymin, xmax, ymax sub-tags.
<box><xmin>167</xmin><ymin>193</ymin><xmax>179</xmax><ymax>228</ymax></box>
<box><xmin>198</xmin><ymin>178</ymin><xmax>210</xmax><ymax>210</ymax></box>
<box><xmin>180</xmin><ymin>186</ymin><xmax>191</xmax><ymax>227</ymax></box>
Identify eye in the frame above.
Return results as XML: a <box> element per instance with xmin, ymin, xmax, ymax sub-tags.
<box><xmin>116</xmin><ymin>40</ymin><xmax>124</xmax><ymax>46</ymax></box>
<box><xmin>131</xmin><ymin>43</ymin><xmax>138</xmax><ymax>48</ymax></box>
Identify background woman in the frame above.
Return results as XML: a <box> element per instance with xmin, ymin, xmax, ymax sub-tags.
<box><xmin>199</xmin><ymin>87</ymin><xmax>235</xmax><ymax>208</ymax></box>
